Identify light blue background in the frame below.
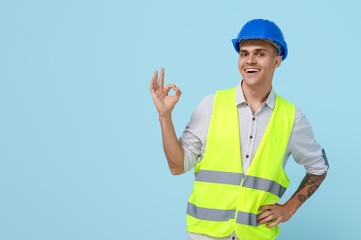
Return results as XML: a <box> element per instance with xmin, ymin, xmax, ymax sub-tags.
<box><xmin>0</xmin><ymin>0</ymin><xmax>359</xmax><ymax>239</ymax></box>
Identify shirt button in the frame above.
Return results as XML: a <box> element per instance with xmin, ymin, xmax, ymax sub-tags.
<box><xmin>232</xmin><ymin>237</ymin><xmax>236</xmax><ymax>240</ymax></box>
<box><xmin>250</xmin><ymin>135</ymin><xmax>253</xmax><ymax>139</ymax></box>
<box><xmin>246</xmin><ymin>155</ymin><xmax>249</xmax><ymax>158</ymax></box>
<box><xmin>252</xmin><ymin>117</ymin><xmax>255</xmax><ymax>121</ymax></box>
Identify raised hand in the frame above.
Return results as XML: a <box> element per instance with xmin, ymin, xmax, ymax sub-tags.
<box><xmin>150</xmin><ymin>68</ymin><xmax>182</xmax><ymax>118</ymax></box>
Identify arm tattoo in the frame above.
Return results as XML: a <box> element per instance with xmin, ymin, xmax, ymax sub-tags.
<box><xmin>297</xmin><ymin>194</ymin><xmax>306</xmax><ymax>203</ymax></box>
<box><xmin>291</xmin><ymin>172</ymin><xmax>327</xmax><ymax>204</ymax></box>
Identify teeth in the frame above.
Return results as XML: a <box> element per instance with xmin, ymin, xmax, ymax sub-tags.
<box><xmin>246</xmin><ymin>69</ymin><xmax>260</xmax><ymax>72</ymax></box>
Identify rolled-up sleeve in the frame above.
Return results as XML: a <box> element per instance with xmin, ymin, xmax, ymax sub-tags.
<box><xmin>179</xmin><ymin>95</ymin><xmax>214</xmax><ymax>173</ymax></box>
<box><xmin>289</xmin><ymin>107</ymin><xmax>329</xmax><ymax>175</ymax></box>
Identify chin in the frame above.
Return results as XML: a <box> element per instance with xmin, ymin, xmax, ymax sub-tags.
<box><xmin>242</xmin><ymin>78</ymin><xmax>262</xmax><ymax>86</ymax></box>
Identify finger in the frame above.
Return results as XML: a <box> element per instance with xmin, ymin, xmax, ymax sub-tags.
<box><xmin>150</xmin><ymin>71</ymin><xmax>158</xmax><ymax>92</ymax></box>
<box><xmin>153</xmin><ymin>70</ymin><xmax>159</xmax><ymax>91</ymax></box>
<box><xmin>258</xmin><ymin>215</ymin><xmax>274</xmax><ymax>225</ymax></box>
<box><xmin>159</xmin><ymin>68</ymin><xmax>165</xmax><ymax>91</ymax></box>
<box><xmin>259</xmin><ymin>205</ymin><xmax>274</xmax><ymax>211</ymax></box>
<box><xmin>175</xmin><ymin>87</ymin><xmax>182</xmax><ymax>97</ymax></box>
<box><xmin>164</xmin><ymin>83</ymin><xmax>176</xmax><ymax>95</ymax></box>
<box><xmin>266</xmin><ymin>219</ymin><xmax>280</xmax><ymax>228</ymax></box>
<box><xmin>257</xmin><ymin>211</ymin><xmax>272</xmax><ymax>221</ymax></box>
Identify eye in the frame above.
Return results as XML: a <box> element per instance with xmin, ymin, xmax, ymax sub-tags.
<box><xmin>258</xmin><ymin>52</ymin><xmax>265</xmax><ymax>56</ymax></box>
<box><xmin>240</xmin><ymin>53</ymin><xmax>247</xmax><ymax>57</ymax></box>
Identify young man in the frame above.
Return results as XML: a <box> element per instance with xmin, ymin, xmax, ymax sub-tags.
<box><xmin>150</xmin><ymin>19</ymin><xmax>328</xmax><ymax>240</ymax></box>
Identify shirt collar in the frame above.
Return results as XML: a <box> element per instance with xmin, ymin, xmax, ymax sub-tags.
<box><xmin>235</xmin><ymin>80</ymin><xmax>276</xmax><ymax>110</ymax></box>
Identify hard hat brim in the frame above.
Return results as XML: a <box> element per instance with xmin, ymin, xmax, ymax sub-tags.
<box><xmin>231</xmin><ymin>37</ymin><xmax>288</xmax><ymax>61</ymax></box>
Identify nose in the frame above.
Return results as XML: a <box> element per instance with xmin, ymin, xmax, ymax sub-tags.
<box><xmin>246</xmin><ymin>54</ymin><xmax>257</xmax><ymax>65</ymax></box>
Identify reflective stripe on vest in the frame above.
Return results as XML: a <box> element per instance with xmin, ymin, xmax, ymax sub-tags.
<box><xmin>242</xmin><ymin>175</ymin><xmax>287</xmax><ymax>198</ymax></box>
<box><xmin>187</xmin><ymin>202</ymin><xmax>236</xmax><ymax>222</ymax></box>
<box><xmin>195</xmin><ymin>170</ymin><xmax>286</xmax><ymax>198</ymax></box>
<box><xmin>236</xmin><ymin>211</ymin><xmax>259</xmax><ymax>227</ymax></box>
<box><xmin>187</xmin><ymin>202</ymin><xmax>259</xmax><ymax>227</ymax></box>
<box><xmin>195</xmin><ymin>169</ymin><xmax>244</xmax><ymax>185</ymax></box>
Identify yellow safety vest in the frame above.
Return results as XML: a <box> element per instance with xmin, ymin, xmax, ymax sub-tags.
<box><xmin>186</xmin><ymin>86</ymin><xmax>295</xmax><ymax>240</ymax></box>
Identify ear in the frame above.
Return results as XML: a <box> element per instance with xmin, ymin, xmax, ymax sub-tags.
<box><xmin>274</xmin><ymin>56</ymin><xmax>282</xmax><ymax>69</ymax></box>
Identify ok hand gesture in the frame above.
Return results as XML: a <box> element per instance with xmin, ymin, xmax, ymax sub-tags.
<box><xmin>150</xmin><ymin>68</ymin><xmax>182</xmax><ymax>118</ymax></box>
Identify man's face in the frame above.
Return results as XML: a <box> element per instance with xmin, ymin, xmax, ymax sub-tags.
<box><xmin>238</xmin><ymin>39</ymin><xmax>282</xmax><ymax>87</ymax></box>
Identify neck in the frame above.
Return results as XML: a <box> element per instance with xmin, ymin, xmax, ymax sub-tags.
<box><xmin>241</xmin><ymin>80</ymin><xmax>272</xmax><ymax>114</ymax></box>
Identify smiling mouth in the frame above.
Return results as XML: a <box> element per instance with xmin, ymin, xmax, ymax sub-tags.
<box><xmin>245</xmin><ymin>68</ymin><xmax>260</xmax><ymax>73</ymax></box>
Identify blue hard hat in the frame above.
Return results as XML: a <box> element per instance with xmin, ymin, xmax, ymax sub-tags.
<box><xmin>231</xmin><ymin>19</ymin><xmax>288</xmax><ymax>61</ymax></box>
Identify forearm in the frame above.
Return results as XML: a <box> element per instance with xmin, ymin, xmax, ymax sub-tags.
<box><xmin>284</xmin><ymin>172</ymin><xmax>327</xmax><ymax>214</ymax></box>
<box><xmin>159</xmin><ymin>114</ymin><xmax>185</xmax><ymax>175</ymax></box>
